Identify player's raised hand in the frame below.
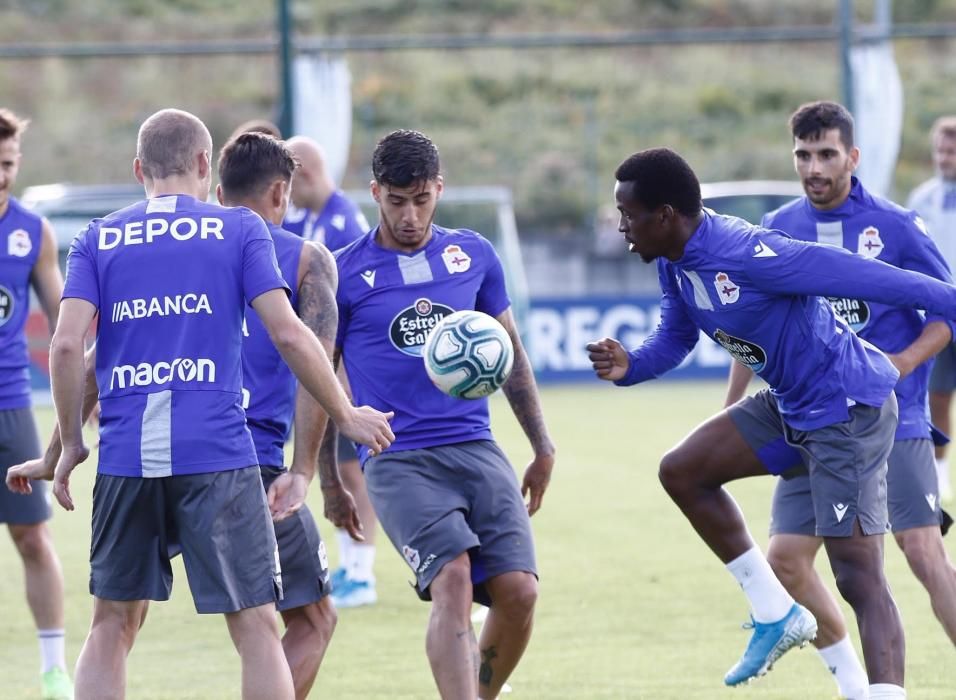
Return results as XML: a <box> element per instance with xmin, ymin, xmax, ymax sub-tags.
<box><xmin>522</xmin><ymin>452</ymin><xmax>554</xmax><ymax>516</ymax></box>
<box><xmin>321</xmin><ymin>482</ymin><xmax>364</xmax><ymax>542</ymax></box>
<box><xmin>5</xmin><ymin>457</ymin><xmax>55</xmax><ymax>495</ymax></box>
<box><xmin>586</xmin><ymin>337</ymin><xmax>630</xmax><ymax>382</ymax></box>
<box><xmin>339</xmin><ymin>406</ymin><xmax>395</xmax><ymax>456</ymax></box>
<box><xmin>52</xmin><ymin>443</ymin><xmax>90</xmax><ymax>511</ymax></box>
<box><xmin>267</xmin><ymin>471</ymin><xmax>309</xmax><ymax>522</ymax></box>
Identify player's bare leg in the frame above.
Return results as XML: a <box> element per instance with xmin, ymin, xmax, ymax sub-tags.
<box><xmin>279</xmin><ymin>598</ymin><xmax>337</xmax><ymax>700</ymax></box>
<box><xmin>824</xmin><ymin>521</ymin><xmax>905</xmax><ymax>686</ymax></box>
<box><xmin>929</xmin><ymin>390</ymin><xmax>954</xmax><ymax>501</ymax></box>
<box><xmin>476</xmin><ymin>571</ymin><xmax>537</xmax><ymax>699</ymax></box>
<box><xmin>9</xmin><ymin>522</ymin><xmax>65</xmax><ymax>632</ymax></box>
<box><xmin>426</xmin><ymin>553</ymin><xmax>479</xmax><ymax>699</ymax></box>
<box><xmin>225</xmin><ymin>603</ymin><xmax>295</xmax><ymax>700</ymax></box>
<box><xmin>73</xmin><ymin>598</ymin><xmax>149</xmax><ymax>700</ymax></box>
<box><xmin>658</xmin><ymin>410</ymin><xmax>772</xmax><ymax>562</ymax></box>
<box><xmin>894</xmin><ymin>525</ymin><xmax>956</xmax><ymax>644</ymax></box>
<box><xmin>767</xmin><ymin>534</ymin><xmax>846</xmax><ymax>646</ymax></box>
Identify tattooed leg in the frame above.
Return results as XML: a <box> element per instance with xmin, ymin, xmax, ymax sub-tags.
<box><xmin>426</xmin><ymin>553</ymin><xmax>479</xmax><ymax>699</ymax></box>
<box><xmin>478</xmin><ymin>572</ymin><xmax>538</xmax><ymax>699</ymax></box>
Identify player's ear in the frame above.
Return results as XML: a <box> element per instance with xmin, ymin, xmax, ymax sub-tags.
<box><xmin>133</xmin><ymin>158</ymin><xmax>146</xmax><ymax>185</ymax></box>
<box><xmin>434</xmin><ymin>175</ymin><xmax>444</xmax><ymax>200</ymax></box>
<box><xmin>197</xmin><ymin>149</ymin><xmax>211</xmax><ymax>180</ymax></box>
<box><xmin>215</xmin><ymin>183</ymin><xmax>224</xmax><ymax>206</ymax></box>
<box><xmin>848</xmin><ymin>145</ymin><xmax>861</xmax><ymax>172</ymax></box>
<box><xmin>271</xmin><ymin>179</ymin><xmax>286</xmax><ymax>209</ymax></box>
<box><xmin>370</xmin><ymin>180</ymin><xmax>381</xmax><ymax>203</ymax></box>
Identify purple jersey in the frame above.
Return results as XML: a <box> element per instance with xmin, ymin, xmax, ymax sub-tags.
<box><xmin>63</xmin><ymin>195</ymin><xmax>288</xmax><ymax>477</ymax></box>
<box><xmin>283</xmin><ymin>191</ymin><xmax>369</xmax><ymax>251</ymax></box>
<box><xmin>618</xmin><ymin>211</ymin><xmax>956</xmax><ymax>431</ymax></box>
<box><xmin>0</xmin><ymin>197</ymin><xmax>43</xmax><ymax>410</ymax></box>
<box><xmin>242</xmin><ymin>223</ymin><xmax>305</xmax><ymax>467</ymax></box>
<box><xmin>336</xmin><ymin>225</ymin><xmax>510</xmax><ymax>464</ymax></box>
<box><xmin>763</xmin><ymin>178</ymin><xmax>956</xmax><ymax>440</ymax></box>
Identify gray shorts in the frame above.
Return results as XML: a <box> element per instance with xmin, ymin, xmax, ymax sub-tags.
<box><xmin>260</xmin><ymin>466</ymin><xmax>331</xmax><ymax>611</ymax></box>
<box><xmin>771</xmin><ymin>439</ymin><xmax>942</xmax><ymax>535</ymax></box>
<box><xmin>90</xmin><ymin>466</ymin><xmax>281</xmax><ymax>614</ymax></box>
<box><xmin>730</xmin><ymin>389</ymin><xmax>897</xmax><ymax>537</ymax></box>
<box><xmin>0</xmin><ymin>407</ymin><xmax>51</xmax><ymax>525</ymax></box>
<box><xmin>364</xmin><ymin>440</ymin><xmax>537</xmax><ymax>606</ymax></box>
<box><xmin>929</xmin><ymin>341</ymin><xmax>956</xmax><ymax>393</ymax></box>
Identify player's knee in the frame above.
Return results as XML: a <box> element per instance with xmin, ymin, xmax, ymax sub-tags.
<box><xmin>832</xmin><ymin>565</ymin><xmax>880</xmax><ymax>609</ymax></box>
<box><xmin>658</xmin><ymin>448</ymin><xmax>693</xmax><ymax>498</ymax></box>
<box><xmin>91</xmin><ymin>601</ymin><xmax>146</xmax><ymax>648</ymax></box>
<box><xmin>9</xmin><ymin>523</ymin><xmax>52</xmax><ymax>562</ymax></box>
<box><xmin>895</xmin><ymin>531</ymin><xmax>937</xmax><ymax>582</ymax></box>
<box><xmin>767</xmin><ymin>547</ymin><xmax>810</xmax><ymax>588</ymax></box>
<box><xmin>429</xmin><ymin>555</ymin><xmax>472</xmax><ymax>604</ymax></box>
<box><xmin>491</xmin><ymin>574</ymin><xmax>538</xmax><ymax>619</ymax></box>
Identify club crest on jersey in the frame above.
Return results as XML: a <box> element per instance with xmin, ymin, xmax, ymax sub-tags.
<box><xmin>0</xmin><ymin>285</ymin><xmax>13</xmax><ymax>327</ymax></box>
<box><xmin>389</xmin><ymin>297</ymin><xmax>455</xmax><ymax>357</ymax></box>
<box><xmin>858</xmin><ymin>226</ymin><xmax>884</xmax><ymax>258</ymax></box>
<box><xmin>7</xmin><ymin>229</ymin><xmax>31</xmax><ymax>258</ymax></box>
<box><xmin>714</xmin><ymin>272</ymin><xmax>739</xmax><ymax>305</ymax></box>
<box><xmin>441</xmin><ymin>244</ymin><xmax>471</xmax><ymax>274</ymax></box>
<box><xmin>713</xmin><ymin>329</ymin><xmax>767</xmax><ymax>372</ymax></box>
<box><xmin>827</xmin><ymin>297</ymin><xmax>870</xmax><ymax>333</ymax></box>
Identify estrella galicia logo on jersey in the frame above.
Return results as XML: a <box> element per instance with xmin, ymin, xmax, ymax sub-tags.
<box><xmin>389</xmin><ymin>297</ymin><xmax>454</xmax><ymax>357</ymax></box>
<box><xmin>7</xmin><ymin>229</ymin><xmax>31</xmax><ymax>258</ymax></box>
<box><xmin>713</xmin><ymin>328</ymin><xmax>767</xmax><ymax>372</ymax></box>
<box><xmin>109</xmin><ymin>357</ymin><xmax>216</xmax><ymax>390</ymax></box>
<box><xmin>827</xmin><ymin>297</ymin><xmax>870</xmax><ymax>333</ymax></box>
<box><xmin>858</xmin><ymin>226</ymin><xmax>884</xmax><ymax>258</ymax></box>
<box><xmin>714</xmin><ymin>272</ymin><xmax>739</xmax><ymax>305</ymax></box>
<box><xmin>0</xmin><ymin>285</ymin><xmax>13</xmax><ymax>327</ymax></box>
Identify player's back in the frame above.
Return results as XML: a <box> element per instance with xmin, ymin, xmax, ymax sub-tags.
<box><xmin>241</xmin><ymin>223</ymin><xmax>305</xmax><ymax>467</ymax></box>
<box><xmin>65</xmin><ymin>194</ymin><xmax>284</xmax><ymax>477</ymax></box>
<box><xmin>0</xmin><ymin>196</ymin><xmax>43</xmax><ymax>409</ymax></box>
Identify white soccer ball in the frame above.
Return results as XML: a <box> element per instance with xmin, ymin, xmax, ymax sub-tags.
<box><xmin>422</xmin><ymin>310</ymin><xmax>515</xmax><ymax>399</ymax></box>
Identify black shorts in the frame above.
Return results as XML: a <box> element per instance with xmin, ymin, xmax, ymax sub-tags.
<box><xmin>0</xmin><ymin>407</ymin><xmax>50</xmax><ymax>525</ymax></box>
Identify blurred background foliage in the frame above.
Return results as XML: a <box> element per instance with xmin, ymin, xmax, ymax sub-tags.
<box><xmin>2</xmin><ymin>0</ymin><xmax>956</xmax><ymax>235</ymax></box>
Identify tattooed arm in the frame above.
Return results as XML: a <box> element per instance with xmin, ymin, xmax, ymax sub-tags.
<box><xmin>496</xmin><ymin>307</ymin><xmax>555</xmax><ymax>516</ymax></box>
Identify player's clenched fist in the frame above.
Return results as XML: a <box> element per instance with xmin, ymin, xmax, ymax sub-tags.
<box><xmin>339</xmin><ymin>406</ymin><xmax>395</xmax><ymax>456</ymax></box>
<box><xmin>586</xmin><ymin>337</ymin><xmax>630</xmax><ymax>382</ymax></box>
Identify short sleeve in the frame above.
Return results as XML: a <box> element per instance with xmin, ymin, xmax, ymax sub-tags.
<box><xmin>241</xmin><ymin>208</ymin><xmax>290</xmax><ymax>305</ymax></box>
<box><xmin>474</xmin><ymin>236</ymin><xmax>511</xmax><ymax>318</ymax></box>
<box><xmin>62</xmin><ymin>225</ymin><xmax>100</xmax><ymax>308</ymax></box>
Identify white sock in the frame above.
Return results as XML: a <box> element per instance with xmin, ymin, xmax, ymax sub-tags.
<box><xmin>869</xmin><ymin>683</ymin><xmax>906</xmax><ymax>699</ymax></box>
<box><xmin>37</xmin><ymin>629</ymin><xmax>66</xmax><ymax>674</ymax></box>
<box><xmin>336</xmin><ymin>529</ymin><xmax>353</xmax><ymax>572</ymax></box>
<box><xmin>725</xmin><ymin>547</ymin><xmax>794</xmax><ymax>623</ymax></box>
<box><xmin>349</xmin><ymin>543</ymin><xmax>376</xmax><ymax>583</ymax></box>
<box><xmin>818</xmin><ymin>636</ymin><xmax>868</xmax><ymax>700</ymax></box>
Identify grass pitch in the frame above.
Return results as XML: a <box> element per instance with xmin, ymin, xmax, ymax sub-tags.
<box><xmin>1</xmin><ymin>382</ymin><xmax>953</xmax><ymax>698</ymax></box>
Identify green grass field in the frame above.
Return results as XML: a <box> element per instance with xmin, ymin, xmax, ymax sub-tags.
<box><xmin>1</xmin><ymin>382</ymin><xmax>953</xmax><ymax>698</ymax></box>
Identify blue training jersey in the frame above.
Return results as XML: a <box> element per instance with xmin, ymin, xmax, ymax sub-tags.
<box><xmin>763</xmin><ymin>178</ymin><xmax>956</xmax><ymax>441</ymax></box>
<box><xmin>63</xmin><ymin>195</ymin><xmax>289</xmax><ymax>477</ymax></box>
<box><xmin>241</xmin><ymin>223</ymin><xmax>305</xmax><ymax>467</ymax></box>
<box><xmin>283</xmin><ymin>191</ymin><xmax>369</xmax><ymax>251</ymax></box>
<box><xmin>617</xmin><ymin>210</ymin><xmax>956</xmax><ymax>431</ymax></box>
<box><xmin>0</xmin><ymin>197</ymin><xmax>43</xmax><ymax>410</ymax></box>
<box><xmin>336</xmin><ymin>225</ymin><xmax>511</xmax><ymax>464</ymax></box>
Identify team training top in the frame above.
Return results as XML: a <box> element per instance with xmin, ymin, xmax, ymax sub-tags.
<box><xmin>283</xmin><ymin>191</ymin><xmax>369</xmax><ymax>250</ymax></box>
<box><xmin>763</xmin><ymin>177</ymin><xmax>956</xmax><ymax>440</ymax></box>
<box><xmin>241</xmin><ymin>222</ymin><xmax>305</xmax><ymax>468</ymax></box>
<box><xmin>907</xmin><ymin>176</ymin><xmax>956</xmax><ymax>276</ymax></box>
<box><xmin>63</xmin><ymin>195</ymin><xmax>288</xmax><ymax>477</ymax></box>
<box><xmin>615</xmin><ymin>210</ymin><xmax>956</xmax><ymax>431</ymax></box>
<box><xmin>0</xmin><ymin>197</ymin><xmax>43</xmax><ymax>410</ymax></box>
<box><xmin>336</xmin><ymin>224</ymin><xmax>511</xmax><ymax>464</ymax></box>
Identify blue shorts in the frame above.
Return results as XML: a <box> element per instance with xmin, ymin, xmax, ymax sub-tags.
<box><xmin>0</xmin><ymin>407</ymin><xmax>50</xmax><ymax>525</ymax></box>
<box><xmin>90</xmin><ymin>466</ymin><xmax>281</xmax><ymax>613</ymax></box>
<box><xmin>364</xmin><ymin>440</ymin><xmax>537</xmax><ymax>606</ymax></box>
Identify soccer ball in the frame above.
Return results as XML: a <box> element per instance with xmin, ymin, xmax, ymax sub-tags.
<box><xmin>423</xmin><ymin>310</ymin><xmax>514</xmax><ymax>399</ymax></box>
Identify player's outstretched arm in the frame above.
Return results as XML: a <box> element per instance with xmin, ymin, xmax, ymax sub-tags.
<box><xmin>497</xmin><ymin>309</ymin><xmax>555</xmax><ymax>516</ymax></box>
<box><xmin>49</xmin><ymin>298</ymin><xmax>96</xmax><ymax>511</ymax></box>
<box><xmin>251</xmin><ymin>288</ymin><xmax>394</xmax><ymax>454</ymax></box>
<box><xmin>7</xmin><ymin>344</ymin><xmax>99</xmax><ymax>494</ymax></box>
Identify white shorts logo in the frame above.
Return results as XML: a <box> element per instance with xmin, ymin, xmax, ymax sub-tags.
<box><xmin>402</xmin><ymin>545</ymin><xmax>421</xmax><ymax>571</ymax></box>
<box><xmin>110</xmin><ymin>358</ymin><xmax>216</xmax><ymax>390</ymax></box>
